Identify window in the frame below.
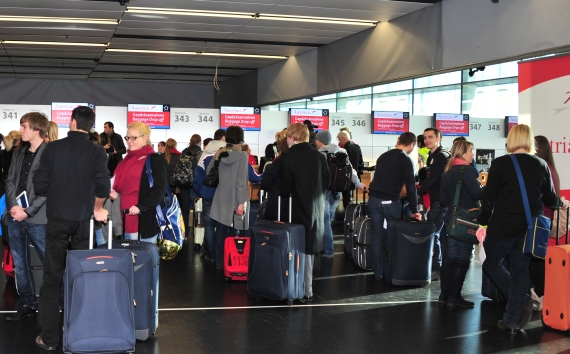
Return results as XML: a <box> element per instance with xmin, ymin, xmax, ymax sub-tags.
<box><xmin>338</xmin><ymin>87</ymin><xmax>372</xmax><ymax>98</ymax></box>
<box><xmin>279</xmin><ymin>99</ymin><xmax>307</xmax><ymax>111</ymax></box>
<box><xmin>372</xmin><ymin>90</ymin><xmax>412</xmax><ymax>112</ymax></box>
<box><xmin>373</xmin><ymin>80</ymin><xmax>413</xmax><ymax>93</ymax></box>
<box><xmin>414</xmin><ymin>72</ymin><xmax>461</xmax><ymax>89</ymax></box>
<box><xmin>307</xmin><ymin>98</ymin><xmax>337</xmax><ymax>112</ymax></box>
<box><xmin>463</xmin><ymin>61</ymin><xmax>518</xmax><ymax>83</ymax></box>
<box><xmin>337</xmin><ymin>95</ymin><xmax>372</xmax><ymax>113</ymax></box>
<box><xmin>261</xmin><ymin>104</ymin><xmax>280</xmax><ymax>111</ymax></box>
<box><xmin>462</xmin><ymin>78</ymin><xmax>518</xmax><ymax>118</ymax></box>
<box><xmin>413</xmin><ymin>84</ymin><xmax>461</xmax><ymax>115</ymax></box>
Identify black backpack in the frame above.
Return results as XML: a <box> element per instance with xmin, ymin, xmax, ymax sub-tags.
<box><xmin>326</xmin><ymin>151</ymin><xmax>352</xmax><ymax>193</ymax></box>
<box><xmin>174</xmin><ymin>149</ymin><xmax>201</xmax><ymax>188</ymax></box>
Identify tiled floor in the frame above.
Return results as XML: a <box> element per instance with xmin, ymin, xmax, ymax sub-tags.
<box><xmin>1</xmin><ymin>227</ymin><xmax>570</xmax><ymax>354</ymax></box>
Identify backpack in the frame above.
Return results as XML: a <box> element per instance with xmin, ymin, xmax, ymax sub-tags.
<box><xmin>326</xmin><ymin>151</ymin><xmax>352</xmax><ymax>193</ymax></box>
<box><xmin>174</xmin><ymin>149</ymin><xmax>201</xmax><ymax>188</ymax></box>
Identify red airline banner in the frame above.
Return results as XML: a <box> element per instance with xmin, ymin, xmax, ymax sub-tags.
<box><xmin>51</xmin><ymin>102</ymin><xmax>93</xmax><ymax>127</ymax></box>
<box><xmin>433</xmin><ymin>113</ymin><xmax>469</xmax><ymax>136</ymax></box>
<box><xmin>289</xmin><ymin>108</ymin><xmax>329</xmax><ymax>130</ymax></box>
<box><xmin>220</xmin><ymin>106</ymin><xmax>261</xmax><ymax>131</ymax></box>
<box><xmin>127</xmin><ymin>104</ymin><xmax>170</xmax><ymax>129</ymax></box>
<box><xmin>372</xmin><ymin>111</ymin><xmax>409</xmax><ymax>134</ymax></box>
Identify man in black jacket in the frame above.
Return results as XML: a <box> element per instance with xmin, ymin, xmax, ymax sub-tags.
<box><xmin>338</xmin><ymin>130</ymin><xmax>364</xmax><ymax>208</ymax></box>
<box><xmin>417</xmin><ymin>128</ymin><xmax>450</xmax><ymax>281</ymax></box>
<box><xmin>100</xmin><ymin>121</ymin><xmax>126</xmax><ymax>176</ymax></box>
<box><xmin>33</xmin><ymin>106</ymin><xmax>109</xmax><ymax>351</ymax></box>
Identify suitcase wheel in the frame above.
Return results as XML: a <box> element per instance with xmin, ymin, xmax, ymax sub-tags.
<box><xmin>287</xmin><ymin>299</ymin><xmax>294</xmax><ymax>306</ymax></box>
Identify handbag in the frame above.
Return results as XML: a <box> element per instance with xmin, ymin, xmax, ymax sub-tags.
<box><xmin>445</xmin><ymin>166</ymin><xmax>480</xmax><ymax>245</ymax></box>
<box><xmin>510</xmin><ymin>155</ymin><xmax>551</xmax><ymax>259</ymax></box>
<box><xmin>202</xmin><ymin>159</ymin><xmax>219</xmax><ymax>187</ymax></box>
<box><xmin>145</xmin><ymin>157</ymin><xmax>185</xmax><ymax>248</ymax></box>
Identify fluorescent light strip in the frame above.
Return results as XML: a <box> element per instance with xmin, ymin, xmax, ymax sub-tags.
<box><xmin>0</xmin><ymin>15</ymin><xmax>119</xmax><ymax>25</ymax></box>
<box><xmin>1</xmin><ymin>40</ymin><xmax>107</xmax><ymax>47</ymax></box>
<box><xmin>126</xmin><ymin>7</ymin><xmax>377</xmax><ymax>26</ymax></box>
<box><xmin>106</xmin><ymin>48</ymin><xmax>287</xmax><ymax>59</ymax></box>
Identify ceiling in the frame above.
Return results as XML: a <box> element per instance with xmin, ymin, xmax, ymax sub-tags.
<box><xmin>0</xmin><ymin>0</ymin><xmax>440</xmax><ymax>83</ymax></box>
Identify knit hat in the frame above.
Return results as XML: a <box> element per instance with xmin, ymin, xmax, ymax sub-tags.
<box><xmin>316</xmin><ymin>130</ymin><xmax>331</xmax><ymax>145</ymax></box>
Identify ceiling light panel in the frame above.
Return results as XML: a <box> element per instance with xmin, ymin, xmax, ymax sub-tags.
<box><xmin>0</xmin><ymin>15</ymin><xmax>118</xmax><ymax>25</ymax></box>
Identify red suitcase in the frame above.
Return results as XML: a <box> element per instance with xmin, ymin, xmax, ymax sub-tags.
<box><xmin>224</xmin><ymin>203</ymin><xmax>251</xmax><ymax>281</ymax></box>
<box><xmin>543</xmin><ymin>208</ymin><xmax>570</xmax><ymax>331</ymax></box>
<box><xmin>3</xmin><ymin>245</ymin><xmax>14</xmax><ymax>278</ymax></box>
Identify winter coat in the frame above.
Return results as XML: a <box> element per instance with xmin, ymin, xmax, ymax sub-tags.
<box><xmin>209</xmin><ymin>148</ymin><xmax>249</xmax><ymax>227</ymax></box>
<box><xmin>280</xmin><ymin>142</ymin><xmax>330</xmax><ymax>255</ymax></box>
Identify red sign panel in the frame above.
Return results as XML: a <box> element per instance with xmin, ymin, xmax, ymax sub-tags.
<box><xmin>505</xmin><ymin>116</ymin><xmax>518</xmax><ymax>137</ymax></box>
<box><xmin>127</xmin><ymin>104</ymin><xmax>170</xmax><ymax>129</ymax></box>
<box><xmin>51</xmin><ymin>102</ymin><xmax>93</xmax><ymax>128</ymax></box>
<box><xmin>220</xmin><ymin>106</ymin><xmax>261</xmax><ymax>131</ymax></box>
<box><xmin>372</xmin><ymin>111</ymin><xmax>409</xmax><ymax>134</ymax></box>
<box><xmin>433</xmin><ymin>113</ymin><xmax>469</xmax><ymax>136</ymax></box>
<box><xmin>289</xmin><ymin>108</ymin><xmax>329</xmax><ymax>130</ymax></box>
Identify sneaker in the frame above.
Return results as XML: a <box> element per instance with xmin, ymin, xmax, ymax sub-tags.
<box><xmin>5</xmin><ymin>304</ymin><xmax>36</xmax><ymax>321</ymax></box>
<box><xmin>431</xmin><ymin>271</ymin><xmax>440</xmax><ymax>281</ymax></box>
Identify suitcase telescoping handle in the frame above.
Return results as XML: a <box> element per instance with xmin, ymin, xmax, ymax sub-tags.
<box><xmin>89</xmin><ymin>216</ymin><xmax>113</xmax><ymax>250</ymax></box>
<box><xmin>277</xmin><ymin>194</ymin><xmax>293</xmax><ymax>223</ymax></box>
<box><xmin>123</xmin><ymin>209</ymin><xmax>141</xmax><ymax>241</ymax></box>
<box><xmin>555</xmin><ymin>207</ymin><xmax>570</xmax><ymax>245</ymax></box>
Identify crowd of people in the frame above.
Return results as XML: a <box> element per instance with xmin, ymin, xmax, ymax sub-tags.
<box><xmin>0</xmin><ymin>106</ymin><xmax>568</xmax><ymax>350</ymax></box>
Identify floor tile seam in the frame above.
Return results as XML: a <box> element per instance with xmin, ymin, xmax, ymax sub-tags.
<box><xmin>156</xmin><ymin>300</ymin><xmax>438</xmax><ymax>312</ymax></box>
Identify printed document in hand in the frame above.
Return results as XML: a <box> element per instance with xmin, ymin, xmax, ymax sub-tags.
<box><xmin>16</xmin><ymin>191</ymin><xmax>29</xmax><ymax>208</ymax></box>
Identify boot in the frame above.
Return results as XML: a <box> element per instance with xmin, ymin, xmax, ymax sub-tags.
<box><xmin>447</xmin><ymin>260</ymin><xmax>474</xmax><ymax>308</ymax></box>
<box><xmin>438</xmin><ymin>258</ymin><xmax>455</xmax><ymax>304</ymax></box>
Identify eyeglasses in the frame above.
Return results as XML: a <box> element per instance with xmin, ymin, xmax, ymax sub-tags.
<box><xmin>124</xmin><ymin>135</ymin><xmax>144</xmax><ymax>142</ymax></box>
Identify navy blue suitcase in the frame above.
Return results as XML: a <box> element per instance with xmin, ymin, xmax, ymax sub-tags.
<box><xmin>248</xmin><ymin>196</ymin><xmax>305</xmax><ymax>305</ymax></box>
<box><xmin>384</xmin><ymin>219</ymin><xmax>435</xmax><ymax>286</ymax></box>
<box><xmin>101</xmin><ymin>239</ymin><xmax>160</xmax><ymax>341</ymax></box>
<box><xmin>63</xmin><ymin>220</ymin><xmax>136</xmax><ymax>354</ymax></box>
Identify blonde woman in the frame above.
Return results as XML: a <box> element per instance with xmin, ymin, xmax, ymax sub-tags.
<box><xmin>2</xmin><ymin>130</ymin><xmax>21</xmax><ymax>181</ymax></box>
<box><xmin>109</xmin><ymin>122</ymin><xmax>168</xmax><ymax>243</ymax></box>
<box><xmin>44</xmin><ymin>121</ymin><xmax>59</xmax><ymax>143</ymax></box>
<box><xmin>163</xmin><ymin>138</ymin><xmax>181</xmax><ymax>189</ymax></box>
<box><xmin>477</xmin><ymin>124</ymin><xmax>568</xmax><ymax>333</ymax></box>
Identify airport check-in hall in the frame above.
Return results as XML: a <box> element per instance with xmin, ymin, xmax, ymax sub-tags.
<box><xmin>1</xmin><ymin>0</ymin><xmax>570</xmax><ymax>353</ymax></box>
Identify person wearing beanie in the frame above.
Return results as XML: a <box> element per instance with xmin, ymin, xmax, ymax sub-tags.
<box><xmin>315</xmin><ymin>130</ymin><xmax>366</xmax><ymax>258</ymax></box>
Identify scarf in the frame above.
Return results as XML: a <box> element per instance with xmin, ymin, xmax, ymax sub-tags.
<box><xmin>113</xmin><ymin>145</ymin><xmax>154</xmax><ymax>233</ymax></box>
<box><xmin>169</xmin><ymin>147</ymin><xmax>181</xmax><ymax>155</ymax></box>
<box><xmin>452</xmin><ymin>158</ymin><xmax>469</xmax><ymax>166</ymax></box>
<box><xmin>214</xmin><ymin>143</ymin><xmax>243</xmax><ymax>161</ymax></box>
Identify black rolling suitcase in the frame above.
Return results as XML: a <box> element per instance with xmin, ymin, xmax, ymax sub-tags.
<box><xmin>100</xmin><ymin>211</ymin><xmax>160</xmax><ymax>341</ymax></box>
<box><xmin>384</xmin><ymin>219</ymin><xmax>435</xmax><ymax>286</ymax></box>
<box><xmin>352</xmin><ymin>191</ymin><xmax>372</xmax><ymax>270</ymax></box>
<box><xmin>344</xmin><ymin>189</ymin><xmax>365</xmax><ymax>258</ymax></box>
<box><xmin>29</xmin><ymin>243</ymin><xmax>43</xmax><ymax>297</ymax></box>
<box><xmin>248</xmin><ymin>195</ymin><xmax>306</xmax><ymax>305</ymax></box>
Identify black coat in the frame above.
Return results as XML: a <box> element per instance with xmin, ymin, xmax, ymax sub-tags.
<box><xmin>280</xmin><ymin>142</ymin><xmax>330</xmax><ymax>255</ymax></box>
<box><xmin>100</xmin><ymin>132</ymin><xmax>127</xmax><ymax>163</ymax></box>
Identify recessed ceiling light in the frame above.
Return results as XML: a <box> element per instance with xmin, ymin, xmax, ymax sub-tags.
<box><xmin>1</xmin><ymin>40</ymin><xmax>107</xmax><ymax>47</ymax></box>
<box><xmin>0</xmin><ymin>15</ymin><xmax>119</xmax><ymax>25</ymax></box>
<box><xmin>106</xmin><ymin>48</ymin><xmax>288</xmax><ymax>59</ymax></box>
<box><xmin>126</xmin><ymin>7</ymin><xmax>377</xmax><ymax>26</ymax></box>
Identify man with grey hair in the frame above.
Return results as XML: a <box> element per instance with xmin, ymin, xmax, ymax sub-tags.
<box><xmin>337</xmin><ymin>130</ymin><xmax>364</xmax><ymax>208</ymax></box>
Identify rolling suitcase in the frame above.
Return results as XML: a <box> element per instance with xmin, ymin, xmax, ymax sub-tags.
<box><xmin>63</xmin><ymin>219</ymin><xmax>136</xmax><ymax>354</ymax></box>
<box><xmin>194</xmin><ymin>197</ymin><xmax>205</xmax><ymax>249</ymax></box>
<box><xmin>384</xmin><ymin>218</ymin><xmax>435</xmax><ymax>286</ymax></box>
<box><xmin>100</xmin><ymin>211</ymin><xmax>160</xmax><ymax>341</ymax></box>
<box><xmin>543</xmin><ymin>208</ymin><xmax>570</xmax><ymax>330</ymax></box>
<box><xmin>248</xmin><ymin>195</ymin><xmax>306</xmax><ymax>305</ymax></box>
<box><xmin>224</xmin><ymin>202</ymin><xmax>251</xmax><ymax>281</ymax></box>
<box><xmin>353</xmin><ymin>192</ymin><xmax>372</xmax><ymax>270</ymax></box>
<box><xmin>344</xmin><ymin>189</ymin><xmax>365</xmax><ymax>258</ymax></box>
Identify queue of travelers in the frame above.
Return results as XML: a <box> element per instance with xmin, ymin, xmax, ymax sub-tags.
<box><xmin>0</xmin><ymin>106</ymin><xmax>567</xmax><ymax>351</ymax></box>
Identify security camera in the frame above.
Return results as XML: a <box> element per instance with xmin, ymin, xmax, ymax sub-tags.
<box><xmin>491</xmin><ymin>0</ymin><xmax>499</xmax><ymax>3</ymax></box>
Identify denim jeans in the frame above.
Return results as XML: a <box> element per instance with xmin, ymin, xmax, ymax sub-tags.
<box><xmin>95</xmin><ymin>228</ymin><xmax>105</xmax><ymax>246</ymax></box>
<box><xmin>369</xmin><ymin>197</ymin><xmax>402</xmax><ymax>278</ymax></box>
<box><xmin>323</xmin><ymin>190</ymin><xmax>341</xmax><ymax>256</ymax></box>
<box><xmin>482</xmin><ymin>236</ymin><xmax>531</xmax><ymax>327</ymax></box>
<box><xmin>177</xmin><ymin>188</ymin><xmax>196</xmax><ymax>239</ymax></box>
<box><xmin>7</xmin><ymin>217</ymin><xmax>46</xmax><ymax>308</ymax></box>
<box><xmin>427</xmin><ymin>202</ymin><xmax>446</xmax><ymax>271</ymax></box>
<box><xmin>202</xmin><ymin>198</ymin><xmax>216</xmax><ymax>259</ymax></box>
<box><xmin>125</xmin><ymin>232</ymin><xmax>158</xmax><ymax>244</ymax></box>
<box><xmin>445</xmin><ymin>228</ymin><xmax>474</xmax><ymax>261</ymax></box>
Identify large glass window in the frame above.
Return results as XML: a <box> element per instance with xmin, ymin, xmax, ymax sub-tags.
<box><xmin>338</xmin><ymin>87</ymin><xmax>372</xmax><ymax>98</ymax></box>
<box><xmin>261</xmin><ymin>104</ymin><xmax>280</xmax><ymax>111</ymax></box>
<box><xmin>279</xmin><ymin>99</ymin><xmax>307</xmax><ymax>111</ymax></box>
<box><xmin>462</xmin><ymin>78</ymin><xmax>518</xmax><ymax>118</ymax></box>
<box><xmin>413</xmin><ymin>84</ymin><xmax>461</xmax><ymax>115</ymax></box>
<box><xmin>463</xmin><ymin>61</ymin><xmax>518</xmax><ymax>83</ymax></box>
<box><xmin>307</xmin><ymin>98</ymin><xmax>337</xmax><ymax>111</ymax></box>
<box><xmin>414</xmin><ymin>72</ymin><xmax>461</xmax><ymax>89</ymax></box>
<box><xmin>337</xmin><ymin>95</ymin><xmax>372</xmax><ymax>113</ymax></box>
<box><xmin>373</xmin><ymin>80</ymin><xmax>413</xmax><ymax>93</ymax></box>
<box><xmin>372</xmin><ymin>90</ymin><xmax>412</xmax><ymax>112</ymax></box>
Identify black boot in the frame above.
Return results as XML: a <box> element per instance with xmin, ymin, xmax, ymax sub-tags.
<box><xmin>447</xmin><ymin>260</ymin><xmax>474</xmax><ymax>308</ymax></box>
<box><xmin>438</xmin><ymin>258</ymin><xmax>455</xmax><ymax>304</ymax></box>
